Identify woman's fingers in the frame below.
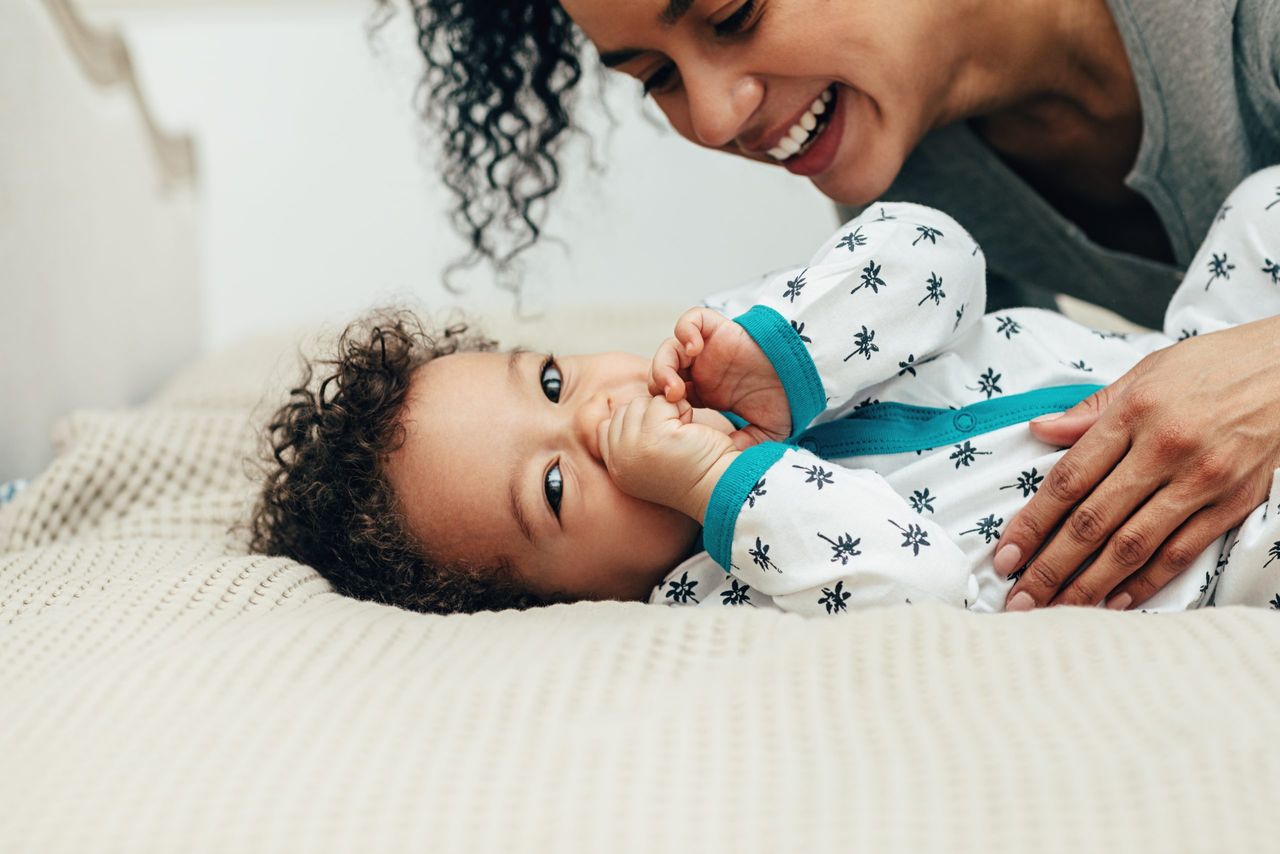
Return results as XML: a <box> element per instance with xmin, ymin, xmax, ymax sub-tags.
<box><xmin>1109</xmin><ymin>496</ymin><xmax>1255</xmax><ymax>609</ymax></box>
<box><xmin>998</xmin><ymin>381</ymin><xmax>1128</xmax><ymax>582</ymax></box>
<box><xmin>1026</xmin><ymin>380</ymin><xmax>1120</xmax><ymax>447</ymax></box>
<box><xmin>994</xmin><ymin>391</ymin><xmax>1119</xmax><ymax>577</ymax></box>
<box><xmin>998</xmin><ymin>321</ymin><xmax>1280</xmax><ymax>610</ymax></box>
<box><xmin>1040</xmin><ymin>490</ymin><xmax>1195</xmax><ymax>608</ymax></box>
<box><xmin>1003</xmin><ymin>448</ymin><xmax>1158</xmax><ymax>609</ymax></box>
<box><xmin>994</xmin><ymin>419</ymin><xmax>1129</xmax><ymax>592</ymax></box>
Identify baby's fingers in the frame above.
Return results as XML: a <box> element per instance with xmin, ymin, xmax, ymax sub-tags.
<box><xmin>649</xmin><ymin>337</ymin><xmax>688</xmax><ymax>401</ymax></box>
<box><xmin>640</xmin><ymin>394</ymin><xmax>692</xmax><ymax>431</ymax></box>
<box><xmin>670</xmin><ymin>307</ymin><xmax>721</xmax><ymax>358</ymax></box>
<box><xmin>597</xmin><ymin>417</ymin><xmax>612</xmax><ymax>464</ymax></box>
<box><xmin>606</xmin><ymin>399</ymin><xmax>641</xmax><ymax>459</ymax></box>
<box><xmin>620</xmin><ymin>394</ymin><xmax>650</xmax><ymax>436</ymax></box>
<box><xmin>729</xmin><ymin>424</ymin><xmax>772</xmax><ymax>451</ymax></box>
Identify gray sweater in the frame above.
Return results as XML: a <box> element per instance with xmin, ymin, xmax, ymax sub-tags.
<box><xmin>837</xmin><ymin>0</ymin><xmax>1280</xmax><ymax>328</ymax></box>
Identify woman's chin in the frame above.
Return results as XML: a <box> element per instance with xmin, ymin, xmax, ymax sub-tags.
<box><xmin>809</xmin><ymin>111</ymin><xmax>911</xmax><ymax>206</ymax></box>
<box><xmin>812</xmin><ymin>154</ymin><xmax>903</xmax><ymax>208</ymax></box>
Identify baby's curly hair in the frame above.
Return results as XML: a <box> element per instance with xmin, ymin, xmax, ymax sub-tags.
<box><xmin>375</xmin><ymin>0</ymin><xmax>586</xmax><ymax>278</ymax></box>
<box><xmin>250</xmin><ymin>309</ymin><xmax>552</xmax><ymax>614</ymax></box>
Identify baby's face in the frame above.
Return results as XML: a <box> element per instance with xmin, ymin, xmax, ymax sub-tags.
<box><xmin>385</xmin><ymin>349</ymin><xmax>730</xmax><ymax>602</ymax></box>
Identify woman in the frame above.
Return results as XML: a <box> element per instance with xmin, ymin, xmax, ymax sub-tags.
<box><xmin>390</xmin><ymin>0</ymin><xmax>1280</xmax><ymax>612</ymax></box>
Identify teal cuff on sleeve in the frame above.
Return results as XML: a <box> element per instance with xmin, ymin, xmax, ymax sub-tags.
<box><xmin>733</xmin><ymin>305</ymin><xmax>827</xmax><ymax>439</ymax></box>
<box><xmin>720</xmin><ymin>410</ymin><xmax>749</xmax><ymax>430</ymax></box>
<box><xmin>702</xmin><ymin>442</ymin><xmax>790</xmax><ymax>572</ymax></box>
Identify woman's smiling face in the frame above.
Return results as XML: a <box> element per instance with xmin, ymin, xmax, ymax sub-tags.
<box><xmin>560</xmin><ymin>0</ymin><xmax>957</xmax><ymax>206</ymax></box>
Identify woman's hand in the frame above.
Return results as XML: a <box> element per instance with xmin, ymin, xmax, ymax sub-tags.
<box><xmin>995</xmin><ymin>315</ymin><xmax>1280</xmax><ymax>610</ymax></box>
<box><xmin>597</xmin><ymin>394</ymin><xmax>740</xmax><ymax>522</ymax></box>
<box><xmin>649</xmin><ymin>306</ymin><xmax>790</xmax><ymax>449</ymax></box>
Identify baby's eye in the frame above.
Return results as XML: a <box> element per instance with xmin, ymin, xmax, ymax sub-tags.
<box><xmin>540</xmin><ymin>356</ymin><xmax>562</xmax><ymax>402</ymax></box>
<box><xmin>544</xmin><ymin>462</ymin><xmax>563</xmax><ymax>517</ymax></box>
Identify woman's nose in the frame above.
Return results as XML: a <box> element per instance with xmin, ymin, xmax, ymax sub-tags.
<box><xmin>574</xmin><ymin>391</ymin><xmax>613</xmax><ymax>462</ymax></box>
<box><xmin>684</xmin><ymin>66</ymin><xmax>763</xmax><ymax>149</ymax></box>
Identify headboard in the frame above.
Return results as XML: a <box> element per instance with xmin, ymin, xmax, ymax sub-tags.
<box><xmin>0</xmin><ymin>0</ymin><xmax>200</xmax><ymax>480</ymax></box>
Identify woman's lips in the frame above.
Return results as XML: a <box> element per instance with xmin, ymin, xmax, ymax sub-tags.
<box><xmin>784</xmin><ymin>85</ymin><xmax>846</xmax><ymax>178</ymax></box>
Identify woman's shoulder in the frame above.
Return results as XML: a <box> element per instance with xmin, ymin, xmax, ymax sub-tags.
<box><xmin>1120</xmin><ymin>0</ymin><xmax>1276</xmax><ymax>107</ymax></box>
<box><xmin>1231</xmin><ymin>0</ymin><xmax>1280</xmax><ymax>89</ymax></box>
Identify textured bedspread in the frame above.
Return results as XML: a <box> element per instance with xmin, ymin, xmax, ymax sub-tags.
<box><xmin>2</xmin><ymin>330</ymin><xmax>1278</xmax><ymax>853</ymax></box>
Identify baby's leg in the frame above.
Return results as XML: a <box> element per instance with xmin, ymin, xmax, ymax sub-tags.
<box><xmin>1162</xmin><ymin>165</ymin><xmax>1280</xmax><ymax>338</ymax></box>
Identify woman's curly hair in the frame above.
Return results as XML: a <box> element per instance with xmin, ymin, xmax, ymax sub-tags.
<box><xmin>375</xmin><ymin>0</ymin><xmax>586</xmax><ymax>280</ymax></box>
<box><xmin>250</xmin><ymin>309</ymin><xmax>553</xmax><ymax>614</ymax></box>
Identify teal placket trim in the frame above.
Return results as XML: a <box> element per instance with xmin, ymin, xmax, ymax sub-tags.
<box><xmin>790</xmin><ymin>384</ymin><xmax>1103</xmax><ymax>458</ymax></box>
<box><xmin>701</xmin><ymin>319</ymin><xmax>1100</xmax><ymax>571</ymax></box>
<box><xmin>732</xmin><ymin>305</ymin><xmax>826</xmax><ymax>439</ymax></box>
<box><xmin>703</xmin><ymin>442</ymin><xmax>789</xmax><ymax>572</ymax></box>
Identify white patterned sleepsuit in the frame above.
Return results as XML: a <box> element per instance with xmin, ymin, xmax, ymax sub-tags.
<box><xmin>650</xmin><ymin>166</ymin><xmax>1280</xmax><ymax>615</ymax></box>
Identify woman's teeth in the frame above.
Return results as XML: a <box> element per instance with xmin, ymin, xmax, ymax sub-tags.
<box><xmin>768</xmin><ymin>87</ymin><xmax>834</xmax><ymax>162</ymax></box>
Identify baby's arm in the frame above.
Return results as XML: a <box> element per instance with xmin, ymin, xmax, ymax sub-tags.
<box><xmin>722</xmin><ymin>202</ymin><xmax>986</xmax><ymax>438</ymax></box>
<box><xmin>1164</xmin><ymin>165</ymin><xmax>1280</xmax><ymax>336</ymax></box>
<box><xmin>701</xmin><ymin>443</ymin><xmax>974</xmax><ymax>615</ymax></box>
<box><xmin>599</xmin><ymin>394</ymin><xmax>974</xmax><ymax>615</ymax></box>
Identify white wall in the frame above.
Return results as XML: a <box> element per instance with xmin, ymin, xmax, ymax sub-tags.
<box><xmin>1</xmin><ymin>0</ymin><xmax>200</xmax><ymax>481</ymax></box>
<box><xmin>84</xmin><ymin>0</ymin><xmax>836</xmax><ymax>353</ymax></box>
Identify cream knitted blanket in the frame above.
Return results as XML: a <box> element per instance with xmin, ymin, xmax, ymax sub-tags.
<box><xmin>2</xmin><ymin>329</ymin><xmax>1278</xmax><ymax>853</ymax></box>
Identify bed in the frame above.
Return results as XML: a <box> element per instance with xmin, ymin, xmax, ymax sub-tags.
<box><xmin>3</xmin><ymin>1</ymin><xmax>1279</xmax><ymax>851</ymax></box>
<box><xmin>4</xmin><ymin>332</ymin><xmax>1280</xmax><ymax>852</ymax></box>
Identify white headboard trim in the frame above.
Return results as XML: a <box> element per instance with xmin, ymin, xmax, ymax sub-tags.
<box><xmin>43</xmin><ymin>0</ymin><xmax>197</xmax><ymax>186</ymax></box>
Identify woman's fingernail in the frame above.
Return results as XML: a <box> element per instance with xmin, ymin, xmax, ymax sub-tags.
<box><xmin>1106</xmin><ymin>593</ymin><xmax>1132</xmax><ymax>611</ymax></box>
<box><xmin>1030</xmin><ymin>412</ymin><xmax>1064</xmax><ymax>424</ymax></box>
<box><xmin>993</xmin><ymin>544</ymin><xmax>1022</xmax><ymax>576</ymax></box>
<box><xmin>1006</xmin><ymin>591</ymin><xmax>1035</xmax><ymax>612</ymax></box>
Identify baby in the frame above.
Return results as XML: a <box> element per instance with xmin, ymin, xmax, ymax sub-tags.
<box><xmin>251</xmin><ymin>167</ymin><xmax>1280</xmax><ymax>616</ymax></box>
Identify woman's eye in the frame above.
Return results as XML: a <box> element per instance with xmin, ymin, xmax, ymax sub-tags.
<box><xmin>642</xmin><ymin>63</ymin><xmax>679</xmax><ymax>96</ymax></box>
<box><xmin>643</xmin><ymin>1</ymin><xmax>758</xmax><ymax>95</ymax></box>
<box><xmin>544</xmin><ymin>463</ymin><xmax>563</xmax><ymax>517</ymax></box>
<box><xmin>540</xmin><ymin>357</ymin><xmax>562</xmax><ymax>402</ymax></box>
<box><xmin>714</xmin><ymin>0</ymin><xmax>758</xmax><ymax>36</ymax></box>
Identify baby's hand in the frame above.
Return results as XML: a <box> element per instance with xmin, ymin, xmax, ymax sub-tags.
<box><xmin>649</xmin><ymin>307</ymin><xmax>791</xmax><ymax>448</ymax></box>
<box><xmin>597</xmin><ymin>394</ymin><xmax>739</xmax><ymax>523</ymax></box>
